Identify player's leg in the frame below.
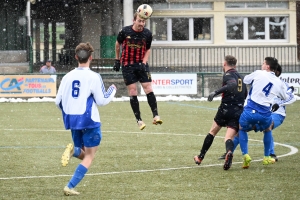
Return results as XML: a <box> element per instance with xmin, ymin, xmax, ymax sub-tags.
<box><xmin>122</xmin><ymin>65</ymin><xmax>144</xmax><ymax>130</ymax></box>
<box><xmin>194</xmin><ymin>120</ymin><xmax>221</xmax><ymax>165</ymax></box>
<box><xmin>127</xmin><ymin>83</ymin><xmax>146</xmax><ymax>130</ymax></box>
<box><xmin>223</xmin><ymin>104</ymin><xmax>243</xmax><ymax>170</ymax></box>
<box><xmin>140</xmin><ymin>71</ymin><xmax>162</xmax><ymax>125</ymax></box>
<box><xmin>238</xmin><ymin>111</ymin><xmax>254</xmax><ymax>169</ymax></box>
<box><xmin>218</xmin><ymin>136</ymin><xmax>239</xmax><ymax>159</ymax></box>
<box><xmin>262</xmin><ymin>115</ymin><xmax>276</xmax><ymax>165</ymax></box>
<box><xmin>64</xmin><ymin>127</ymin><xmax>101</xmax><ymax>196</ymax></box>
<box><xmin>233</xmin><ymin>135</ymin><xmax>240</xmax><ymax>152</ymax></box>
<box><xmin>61</xmin><ymin>130</ymin><xmax>84</xmax><ymax>167</ymax></box>
<box><xmin>223</xmin><ymin>127</ymin><xmax>236</xmax><ymax>170</ymax></box>
<box><xmin>269</xmin><ymin>113</ymin><xmax>285</xmax><ymax>161</ymax></box>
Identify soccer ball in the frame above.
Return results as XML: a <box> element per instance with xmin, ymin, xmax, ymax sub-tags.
<box><xmin>136</xmin><ymin>4</ymin><xmax>153</xmax><ymax>19</ymax></box>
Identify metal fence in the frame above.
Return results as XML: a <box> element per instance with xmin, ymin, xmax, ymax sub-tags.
<box><xmin>33</xmin><ymin>45</ymin><xmax>300</xmax><ymax>73</ymax></box>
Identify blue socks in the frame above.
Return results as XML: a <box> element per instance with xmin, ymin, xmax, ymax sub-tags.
<box><xmin>232</xmin><ymin>136</ymin><xmax>239</xmax><ymax>153</ymax></box>
<box><xmin>67</xmin><ymin>164</ymin><xmax>88</xmax><ymax>189</ymax></box>
<box><xmin>239</xmin><ymin>130</ymin><xmax>248</xmax><ymax>155</ymax></box>
<box><xmin>234</xmin><ymin>130</ymin><xmax>274</xmax><ymax>156</ymax></box>
<box><xmin>263</xmin><ymin>130</ymin><xmax>272</xmax><ymax>156</ymax></box>
<box><xmin>269</xmin><ymin>131</ymin><xmax>275</xmax><ymax>154</ymax></box>
<box><xmin>73</xmin><ymin>147</ymin><xmax>81</xmax><ymax>157</ymax></box>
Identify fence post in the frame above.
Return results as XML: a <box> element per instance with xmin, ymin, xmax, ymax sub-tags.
<box><xmin>201</xmin><ymin>73</ymin><xmax>205</xmax><ymax>97</ymax></box>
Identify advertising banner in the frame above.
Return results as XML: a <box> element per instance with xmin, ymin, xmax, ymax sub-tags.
<box><xmin>279</xmin><ymin>73</ymin><xmax>300</xmax><ymax>94</ymax></box>
<box><xmin>141</xmin><ymin>73</ymin><xmax>197</xmax><ymax>95</ymax></box>
<box><xmin>0</xmin><ymin>75</ymin><xmax>57</xmax><ymax>97</ymax></box>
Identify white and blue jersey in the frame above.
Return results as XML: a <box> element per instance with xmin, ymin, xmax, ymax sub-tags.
<box><xmin>239</xmin><ymin>70</ymin><xmax>289</xmax><ymax>132</ymax></box>
<box><xmin>273</xmin><ymin>81</ymin><xmax>296</xmax><ymax>117</ymax></box>
<box><xmin>244</xmin><ymin>70</ymin><xmax>289</xmax><ymax>114</ymax></box>
<box><xmin>55</xmin><ymin>67</ymin><xmax>116</xmax><ymax>130</ymax></box>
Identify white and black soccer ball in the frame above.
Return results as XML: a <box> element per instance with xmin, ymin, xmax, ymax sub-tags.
<box><xmin>136</xmin><ymin>4</ymin><xmax>153</xmax><ymax>19</ymax></box>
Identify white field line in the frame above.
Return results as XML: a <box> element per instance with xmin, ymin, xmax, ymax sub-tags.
<box><xmin>0</xmin><ymin>129</ymin><xmax>298</xmax><ymax>180</ymax></box>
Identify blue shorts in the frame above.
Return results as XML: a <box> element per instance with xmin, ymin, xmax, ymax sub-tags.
<box><xmin>239</xmin><ymin>109</ymin><xmax>272</xmax><ymax>132</ymax></box>
<box><xmin>71</xmin><ymin>127</ymin><xmax>102</xmax><ymax>148</ymax></box>
<box><xmin>272</xmin><ymin>113</ymin><xmax>285</xmax><ymax>129</ymax></box>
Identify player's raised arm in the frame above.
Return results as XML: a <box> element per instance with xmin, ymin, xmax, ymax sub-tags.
<box><xmin>92</xmin><ymin>74</ymin><xmax>116</xmax><ymax>106</ymax></box>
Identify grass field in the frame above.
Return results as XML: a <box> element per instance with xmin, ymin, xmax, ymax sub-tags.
<box><xmin>0</xmin><ymin>100</ymin><xmax>300</xmax><ymax>199</ymax></box>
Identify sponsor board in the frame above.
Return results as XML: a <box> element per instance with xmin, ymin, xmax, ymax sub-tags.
<box><xmin>141</xmin><ymin>74</ymin><xmax>197</xmax><ymax>95</ymax></box>
<box><xmin>0</xmin><ymin>75</ymin><xmax>57</xmax><ymax>97</ymax></box>
<box><xmin>279</xmin><ymin>73</ymin><xmax>300</xmax><ymax>94</ymax></box>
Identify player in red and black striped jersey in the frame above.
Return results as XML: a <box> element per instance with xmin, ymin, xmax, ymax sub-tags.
<box><xmin>194</xmin><ymin>55</ymin><xmax>248</xmax><ymax>170</ymax></box>
<box><xmin>113</xmin><ymin>12</ymin><xmax>162</xmax><ymax>130</ymax></box>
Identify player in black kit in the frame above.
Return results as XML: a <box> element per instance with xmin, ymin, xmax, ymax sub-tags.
<box><xmin>194</xmin><ymin>55</ymin><xmax>248</xmax><ymax>170</ymax></box>
<box><xmin>113</xmin><ymin>12</ymin><xmax>162</xmax><ymax>130</ymax></box>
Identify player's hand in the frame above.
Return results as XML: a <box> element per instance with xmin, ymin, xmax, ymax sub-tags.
<box><xmin>289</xmin><ymin>86</ymin><xmax>294</xmax><ymax>92</ymax></box>
<box><xmin>113</xmin><ymin>59</ymin><xmax>120</xmax><ymax>72</ymax></box>
<box><xmin>271</xmin><ymin>103</ymin><xmax>279</xmax><ymax>112</ymax></box>
<box><xmin>207</xmin><ymin>92</ymin><xmax>216</xmax><ymax>102</ymax></box>
<box><xmin>111</xmin><ymin>84</ymin><xmax>117</xmax><ymax>90</ymax></box>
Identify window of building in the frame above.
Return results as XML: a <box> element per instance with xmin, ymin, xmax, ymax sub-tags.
<box><xmin>151</xmin><ymin>18</ymin><xmax>168</xmax><ymax>41</ymax></box>
<box><xmin>172</xmin><ymin>18</ymin><xmax>189</xmax><ymax>40</ymax></box>
<box><xmin>225</xmin><ymin>1</ymin><xmax>288</xmax><ymax>9</ymax></box>
<box><xmin>226</xmin><ymin>16</ymin><xmax>288</xmax><ymax>41</ymax></box>
<box><xmin>150</xmin><ymin>17</ymin><xmax>212</xmax><ymax>43</ymax></box>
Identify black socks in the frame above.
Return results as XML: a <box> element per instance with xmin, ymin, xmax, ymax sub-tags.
<box><xmin>200</xmin><ymin>133</ymin><xmax>215</xmax><ymax>158</ymax></box>
<box><xmin>146</xmin><ymin>92</ymin><xmax>158</xmax><ymax>117</ymax></box>
<box><xmin>225</xmin><ymin>139</ymin><xmax>234</xmax><ymax>153</ymax></box>
<box><xmin>130</xmin><ymin>96</ymin><xmax>141</xmax><ymax>122</ymax></box>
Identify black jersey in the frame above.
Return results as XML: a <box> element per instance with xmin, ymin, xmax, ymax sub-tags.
<box><xmin>117</xmin><ymin>25</ymin><xmax>152</xmax><ymax>66</ymax></box>
<box><xmin>215</xmin><ymin>68</ymin><xmax>247</xmax><ymax>105</ymax></box>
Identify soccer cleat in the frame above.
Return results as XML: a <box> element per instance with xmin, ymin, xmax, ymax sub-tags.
<box><xmin>153</xmin><ymin>115</ymin><xmax>163</xmax><ymax>125</ymax></box>
<box><xmin>223</xmin><ymin>151</ymin><xmax>233</xmax><ymax>170</ymax></box>
<box><xmin>137</xmin><ymin>120</ymin><xmax>146</xmax><ymax>130</ymax></box>
<box><xmin>61</xmin><ymin>143</ymin><xmax>74</xmax><ymax>167</ymax></box>
<box><xmin>64</xmin><ymin>186</ymin><xmax>80</xmax><ymax>196</ymax></box>
<box><xmin>193</xmin><ymin>155</ymin><xmax>203</xmax><ymax>165</ymax></box>
<box><xmin>218</xmin><ymin>152</ymin><xmax>226</xmax><ymax>160</ymax></box>
<box><xmin>242</xmin><ymin>154</ymin><xmax>252</xmax><ymax>169</ymax></box>
<box><xmin>270</xmin><ymin>154</ymin><xmax>278</xmax><ymax>162</ymax></box>
<box><xmin>263</xmin><ymin>156</ymin><xmax>276</xmax><ymax>165</ymax></box>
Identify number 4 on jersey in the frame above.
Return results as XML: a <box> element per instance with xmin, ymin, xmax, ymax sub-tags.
<box><xmin>262</xmin><ymin>82</ymin><xmax>273</xmax><ymax>97</ymax></box>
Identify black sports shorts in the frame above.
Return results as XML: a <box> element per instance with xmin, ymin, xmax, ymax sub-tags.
<box><xmin>121</xmin><ymin>63</ymin><xmax>152</xmax><ymax>86</ymax></box>
<box><xmin>214</xmin><ymin>103</ymin><xmax>243</xmax><ymax>132</ymax></box>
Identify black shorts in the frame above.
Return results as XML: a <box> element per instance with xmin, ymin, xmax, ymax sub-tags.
<box><xmin>214</xmin><ymin>103</ymin><xmax>243</xmax><ymax>132</ymax></box>
<box><xmin>121</xmin><ymin>63</ymin><xmax>152</xmax><ymax>86</ymax></box>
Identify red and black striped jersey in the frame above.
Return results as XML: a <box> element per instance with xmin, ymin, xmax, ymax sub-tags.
<box><xmin>117</xmin><ymin>25</ymin><xmax>152</xmax><ymax>66</ymax></box>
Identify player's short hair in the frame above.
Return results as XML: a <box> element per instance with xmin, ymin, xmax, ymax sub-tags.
<box><xmin>225</xmin><ymin>55</ymin><xmax>237</xmax><ymax>67</ymax></box>
<box><xmin>265</xmin><ymin>57</ymin><xmax>278</xmax><ymax>72</ymax></box>
<box><xmin>75</xmin><ymin>42</ymin><xmax>94</xmax><ymax>64</ymax></box>
<box><xmin>134</xmin><ymin>12</ymin><xmax>146</xmax><ymax>21</ymax></box>
<box><xmin>275</xmin><ymin>64</ymin><xmax>282</xmax><ymax>77</ymax></box>
<box><xmin>134</xmin><ymin>12</ymin><xmax>138</xmax><ymax>20</ymax></box>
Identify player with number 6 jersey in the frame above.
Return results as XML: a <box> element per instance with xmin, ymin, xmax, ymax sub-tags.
<box><xmin>55</xmin><ymin>42</ymin><xmax>116</xmax><ymax>196</ymax></box>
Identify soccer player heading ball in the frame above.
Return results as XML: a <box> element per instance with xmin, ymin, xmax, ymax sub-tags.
<box><xmin>113</xmin><ymin>4</ymin><xmax>162</xmax><ymax>130</ymax></box>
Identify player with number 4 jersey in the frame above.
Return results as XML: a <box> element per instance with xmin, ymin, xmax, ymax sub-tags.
<box><xmin>238</xmin><ymin>57</ymin><xmax>289</xmax><ymax>169</ymax></box>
